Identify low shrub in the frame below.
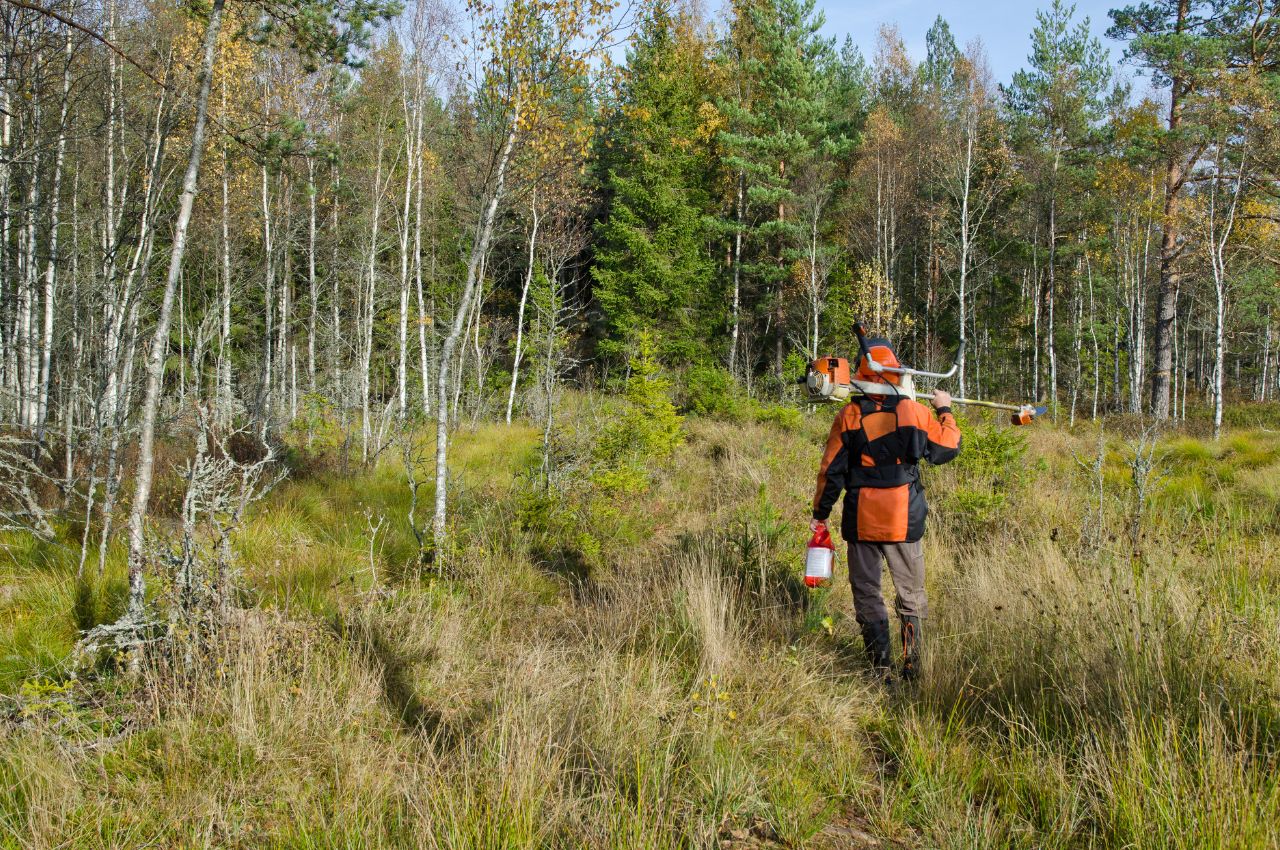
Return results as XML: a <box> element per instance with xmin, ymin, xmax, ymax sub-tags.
<box><xmin>942</xmin><ymin>417</ymin><xmax>1032</xmax><ymax>541</ymax></box>
<box><xmin>678</xmin><ymin>365</ymin><xmax>744</xmax><ymax>419</ymax></box>
<box><xmin>753</xmin><ymin>403</ymin><xmax>803</xmax><ymax>431</ymax></box>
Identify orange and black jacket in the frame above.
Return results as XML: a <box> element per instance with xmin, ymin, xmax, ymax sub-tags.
<box><xmin>812</xmin><ymin>396</ymin><xmax>961</xmax><ymax>543</ymax></box>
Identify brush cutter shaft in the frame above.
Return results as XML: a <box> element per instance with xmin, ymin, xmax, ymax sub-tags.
<box><xmin>933</xmin><ymin>395</ymin><xmax>1021</xmax><ymax>412</ymax></box>
<box><xmin>847</xmin><ymin>379</ymin><xmax>1015</xmax><ymax>410</ymax></box>
<box><xmin>840</xmin><ymin>378</ymin><xmax>1045</xmax><ymax>424</ymax></box>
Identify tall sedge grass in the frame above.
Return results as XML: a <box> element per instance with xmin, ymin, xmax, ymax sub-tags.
<box><xmin>877</xmin><ymin>419</ymin><xmax>1280</xmax><ymax>849</ymax></box>
<box><xmin>0</xmin><ymin>408</ymin><xmax>1277</xmax><ymax>848</ymax></box>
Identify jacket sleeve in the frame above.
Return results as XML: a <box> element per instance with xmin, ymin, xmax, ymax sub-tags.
<box><xmin>897</xmin><ymin>399</ymin><xmax>962</xmax><ymax>465</ymax></box>
<box><xmin>924</xmin><ymin>406</ymin><xmax>962</xmax><ymax>465</ymax></box>
<box><xmin>813</xmin><ymin>407</ymin><xmax>851</xmax><ymax>520</ymax></box>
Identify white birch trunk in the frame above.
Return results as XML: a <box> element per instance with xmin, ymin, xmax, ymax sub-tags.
<box><xmin>808</xmin><ymin>210</ymin><xmax>819</xmax><ymax>358</ymax></box>
<box><xmin>1261</xmin><ymin>321</ymin><xmax>1272</xmax><ymax>403</ymax></box>
<box><xmin>956</xmin><ymin>105</ymin><xmax>973</xmax><ymax>400</ymax></box>
<box><xmin>1207</xmin><ymin>147</ymin><xmax>1245</xmax><ymax>440</ymax></box>
<box><xmin>124</xmin><ymin>0</ymin><xmax>225</xmax><ymax>621</ymax></box>
<box><xmin>1046</xmin><ymin>151</ymin><xmax>1059</xmax><ymax>416</ymax></box>
<box><xmin>0</xmin><ymin>45</ymin><xmax>11</xmax><ymax>413</ymax></box>
<box><xmin>219</xmin><ymin>81</ymin><xmax>234</xmax><ymax>424</ymax></box>
<box><xmin>330</xmin><ymin>161</ymin><xmax>342</xmax><ymax>402</ymax></box>
<box><xmin>19</xmin><ymin>49</ymin><xmax>41</xmax><ymax>429</ymax></box>
<box><xmin>397</xmin><ymin>99</ymin><xmax>417</xmax><ymax>418</ymax></box>
<box><xmin>261</xmin><ymin>160</ymin><xmax>275</xmax><ymax>424</ymax></box>
<box><xmin>307</xmin><ymin>157</ymin><xmax>318</xmax><ymax>395</ymax></box>
<box><xmin>279</xmin><ymin>181</ymin><xmax>292</xmax><ymax>419</ymax></box>
<box><xmin>1087</xmin><ymin>251</ymin><xmax>1100</xmax><ymax>420</ymax></box>
<box><xmin>506</xmin><ymin>190</ymin><xmax>538</xmax><ymax>424</ymax></box>
<box><xmin>729</xmin><ymin>173</ymin><xmax>744</xmax><ymax>376</ymax></box>
<box><xmin>362</xmin><ymin>139</ymin><xmax>387</xmax><ymax>461</ymax></box>
<box><xmin>36</xmin><ymin>31</ymin><xmax>72</xmax><ymax>437</ymax></box>
<box><xmin>433</xmin><ymin>117</ymin><xmax>519</xmax><ymax>545</ymax></box>
<box><xmin>414</xmin><ymin>143</ymin><xmax>431</xmax><ymax>416</ymax></box>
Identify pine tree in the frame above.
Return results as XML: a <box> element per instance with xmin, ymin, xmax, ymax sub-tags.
<box><xmin>1006</xmin><ymin>0</ymin><xmax>1111</xmax><ymax>412</ymax></box>
<box><xmin>718</xmin><ymin>0</ymin><xmax>843</xmax><ymax>386</ymax></box>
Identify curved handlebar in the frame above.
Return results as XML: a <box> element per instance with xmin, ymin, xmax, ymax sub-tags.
<box><xmin>853</xmin><ymin>320</ymin><xmax>965</xmax><ymax>380</ymax></box>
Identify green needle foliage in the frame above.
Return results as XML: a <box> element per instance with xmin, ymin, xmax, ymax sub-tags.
<box><xmin>717</xmin><ymin>0</ymin><xmax>851</xmax><ymax>378</ymax></box>
<box><xmin>593</xmin><ymin>0</ymin><xmax>724</xmax><ymax>364</ymax></box>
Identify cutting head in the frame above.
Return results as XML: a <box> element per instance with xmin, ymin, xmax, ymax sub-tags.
<box><xmin>1011</xmin><ymin>405</ymin><xmax>1048</xmax><ymax>426</ymax></box>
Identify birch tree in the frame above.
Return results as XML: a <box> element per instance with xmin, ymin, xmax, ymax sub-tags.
<box><xmin>1201</xmin><ymin>142</ymin><xmax>1246</xmax><ymax>439</ymax></box>
<box><xmin>939</xmin><ymin>47</ymin><xmax>1010</xmax><ymax>398</ymax></box>
<box><xmin>124</xmin><ymin>0</ymin><xmax>227</xmax><ymax>622</ymax></box>
<box><xmin>111</xmin><ymin>0</ymin><xmax>397</xmax><ymax>622</ymax></box>
<box><xmin>431</xmin><ymin>0</ymin><xmax>617</xmax><ymax>550</ymax></box>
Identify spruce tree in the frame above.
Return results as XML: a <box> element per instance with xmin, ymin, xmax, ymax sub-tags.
<box><xmin>592</xmin><ymin>1</ymin><xmax>722</xmax><ymax>364</ymax></box>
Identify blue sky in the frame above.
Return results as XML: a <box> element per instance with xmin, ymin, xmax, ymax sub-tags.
<box><xmin>812</xmin><ymin>0</ymin><xmax>1130</xmax><ymax>87</ymax></box>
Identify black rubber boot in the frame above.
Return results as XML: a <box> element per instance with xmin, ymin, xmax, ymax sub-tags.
<box><xmin>900</xmin><ymin>615</ymin><xmax>922</xmax><ymax>682</ymax></box>
<box><xmin>860</xmin><ymin>619</ymin><xmax>892</xmax><ymax>681</ymax></box>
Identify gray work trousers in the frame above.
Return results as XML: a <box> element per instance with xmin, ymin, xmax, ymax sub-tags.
<box><xmin>848</xmin><ymin>540</ymin><xmax>927</xmax><ymax>625</ymax></box>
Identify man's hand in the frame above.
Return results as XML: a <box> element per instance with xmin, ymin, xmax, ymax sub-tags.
<box><xmin>810</xmin><ymin>518</ymin><xmax>827</xmax><ymax>533</ymax></box>
<box><xmin>931</xmin><ymin>389</ymin><xmax>952</xmax><ymax>410</ymax></box>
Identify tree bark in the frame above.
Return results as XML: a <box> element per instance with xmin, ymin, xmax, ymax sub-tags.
<box><xmin>218</xmin><ymin>80</ymin><xmax>234</xmax><ymax>425</ymax></box>
<box><xmin>123</xmin><ymin>0</ymin><xmax>225</xmax><ymax>622</ymax></box>
<box><xmin>729</xmin><ymin>171</ymin><xmax>744</xmax><ymax>377</ymax></box>
<box><xmin>362</xmin><ymin>138</ymin><xmax>387</xmax><ymax>461</ymax></box>
<box><xmin>307</xmin><ymin>157</ymin><xmax>318</xmax><ymax>395</ymax></box>
<box><xmin>19</xmin><ymin>47</ymin><xmax>42</xmax><ymax>430</ymax></box>
<box><xmin>956</xmin><ymin>105</ymin><xmax>974</xmax><ymax>399</ymax></box>
<box><xmin>2</xmin><ymin>25</ymin><xmax>14</xmax><ymax>413</ymax></box>
<box><xmin>1150</xmin><ymin>0</ymin><xmax>1190</xmax><ymax>420</ymax></box>
<box><xmin>260</xmin><ymin>158</ymin><xmax>275</xmax><ymax>425</ymax></box>
<box><xmin>506</xmin><ymin>189</ymin><xmax>538</xmax><ymax>424</ymax></box>
<box><xmin>397</xmin><ymin>86</ymin><xmax>418</xmax><ymax>418</ymax></box>
<box><xmin>414</xmin><ymin>135</ymin><xmax>431</xmax><ymax>416</ymax></box>
<box><xmin>1207</xmin><ymin>147</ymin><xmax>1244</xmax><ymax>440</ymax></box>
<box><xmin>1046</xmin><ymin>151</ymin><xmax>1059</xmax><ymax>417</ymax></box>
<box><xmin>433</xmin><ymin>117</ymin><xmax>519</xmax><ymax>545</ymax></box>
<box><xmin>36</xmin><ymin>30</ymin><xmax>72</xmax><ymax>439</ymax></box>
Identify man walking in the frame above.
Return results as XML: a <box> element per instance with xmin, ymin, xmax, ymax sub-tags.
<box><xmin>810</xmin><ymin>337</ymin><xmax>961</xmax><ymax>682</ymax></box>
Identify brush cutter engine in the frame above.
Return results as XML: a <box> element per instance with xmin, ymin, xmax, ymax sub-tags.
<box><xmin>805</xmin><ymin>357</ymin><xmax>854</xmax><ymax>402</ymax></box>
<box><xmin>804</xmin><ymin>357</ymin><xmax>916</xmax><ymax>402</ymax></box>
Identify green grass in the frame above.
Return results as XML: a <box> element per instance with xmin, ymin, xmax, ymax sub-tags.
<box><xmin>0</xmin><ymin>407</ymin><xmax>1278</xmax><ymax>848</ymax></box>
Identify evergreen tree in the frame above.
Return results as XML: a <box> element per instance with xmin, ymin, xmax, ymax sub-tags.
<box><xmin>922</xmin><ymin>16</ymin><xmax>960</xmax><ymax>91</ymax></box>
<box><xmin>1006</xmin><ymin>0</ymin><xmax>1111</xmax><ymax>410</ymax></box>
<box><xmin>718</xmin><ymin>0</ymin><xmax>843</xmax><ymax>385</ymax></box>
<box><xmin>591</xmin><ymin>1</ymin><xmax>723</xmax><ymax>364</ymax></box>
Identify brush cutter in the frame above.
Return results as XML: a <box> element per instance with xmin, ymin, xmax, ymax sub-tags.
<box><xmin>801</xmin><ymin>323</ymin><xmax>1047</xmax><ymax>426</ymax></box>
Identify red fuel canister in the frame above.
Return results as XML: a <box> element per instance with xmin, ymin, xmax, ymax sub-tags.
<box><xmin>804</xmin><ymin>524</ymin><xmax>835</xmax><ymax>587</ymax></box>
